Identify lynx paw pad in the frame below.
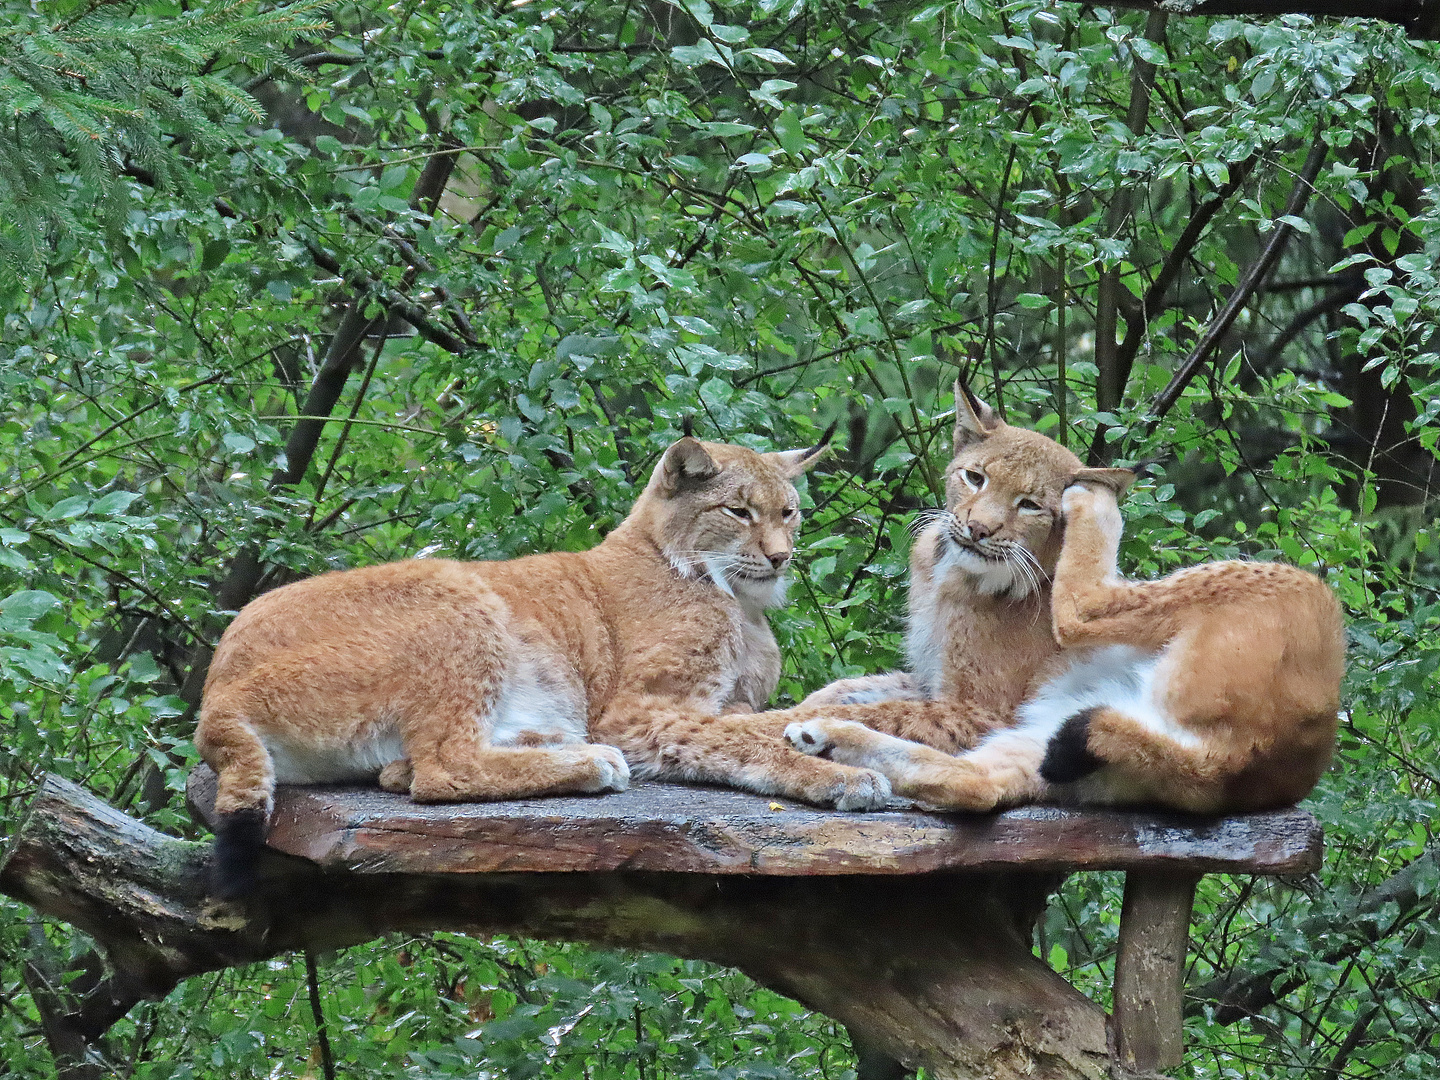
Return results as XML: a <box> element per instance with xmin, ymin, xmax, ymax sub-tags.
<box><xmin>830</xmin><ymin>769</ymin><xmax>892</xmax><ymax>812</ymax></box>
<box><xmin>784</xmin><ymin>719</ymin><xmax>835</xmax><ymax>757</ymax></box>
<box><xmin>584</xmin><ymin>745</ymin><xmax>631</xmax><ymax>793</ymax></box>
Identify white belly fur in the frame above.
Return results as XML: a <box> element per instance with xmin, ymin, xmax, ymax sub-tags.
<box><xmin>488</xmin><ymin>655</ymin><xmax>588</xmax><ymax>747</ymax></box>
<box><xmin>1015</xmin><ymin>643</ymin><xmax>1201</xmax><ymax>750</ymax></box>
<box><xmin>265</xmin><ymin>723</ymin><xmax>405</xmax><ymax>784</ymax></box>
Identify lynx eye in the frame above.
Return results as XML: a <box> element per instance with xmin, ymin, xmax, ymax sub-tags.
<box><xmin>1016</xmin><ymin>497</ymin><xmax>1043</xmax><ymax>512</ymax></box>
<box><xmin>782</xmin><ymin>507</ymin><xmax>799</xmax><ymax>521</ymax></box>
<box><xmin>962</xmin><ymin>469</ymin><xmax>986</xmax><ymax>490</ymax></box>
<box><xmin>722</xmin><ymin>506</ymin><xmax>753</xmax><ymax>521</ymax></box>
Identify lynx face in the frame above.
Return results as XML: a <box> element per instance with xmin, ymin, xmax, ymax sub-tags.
<box><xmin>649</xmin><ymin>437</ymin><xmax>823</xmax><ymax>611</ymax></box>
<box><xmin>923</xmin><ymin>388</ymin><xmax>1084</xmax><ymax>598</ymax></box>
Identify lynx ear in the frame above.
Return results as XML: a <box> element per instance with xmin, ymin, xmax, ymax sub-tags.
<box><xmin>772</xmin><ymin>419</ymin><xmax>838</xmax><ymax>477</ymax></box>
<box><xmin>953</xmin><ymin>378</ymin><xmax>1000</xmax><ymax>452</ymax></box>
<box><xmin>660</xmin><ymin>437</ymin><xmax>720</xmax><ymax>492</ymax></box>
<box><xmin>1070</xmin><ymin>467</ymin><xmax>1136</xmax><ymax>495</ymax></box>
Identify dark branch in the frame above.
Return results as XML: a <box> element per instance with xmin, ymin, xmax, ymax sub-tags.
<box><xmin>1149</xmin><ymin>135</ymin><xmax>1329</xmax><ymax>421</ymax></box>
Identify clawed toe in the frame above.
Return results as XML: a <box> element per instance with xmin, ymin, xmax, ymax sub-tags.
<box><xmin>831</xmin><ymin>769</ymin><xmax>892</xmax><ymax>811</ymax></box>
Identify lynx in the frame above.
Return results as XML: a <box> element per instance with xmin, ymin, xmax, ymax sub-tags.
<box><xmin>197</xmin><ymin>434</ymin><xmax>891</xmax><ymax>895</ymax></box>
<box><xmin>780</xmin><ymin>384</ymin><xmax>1346</xmax><ymax>814</ymax></box>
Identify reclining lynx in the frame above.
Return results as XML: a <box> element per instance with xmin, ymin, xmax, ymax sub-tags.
<box><xmin>782</xmin><ymin>383</ymin><xmax>1345</xmax><ymax>814</ymax></box>
<box><xmin>197</xmin><ymin>433</ymin><xmax>891</xmax><ymax>895</ymax></box>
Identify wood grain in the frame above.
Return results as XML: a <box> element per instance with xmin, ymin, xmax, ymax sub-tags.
<box><xmin>187</xmin><ymin>765</ymin><xmax>1323</xmax><ymax>876</ymax></box>
<box><xmin>1112</xmin><ymin>871</ymin><xmax>1200</xmax><ymax>1074</ymax></box>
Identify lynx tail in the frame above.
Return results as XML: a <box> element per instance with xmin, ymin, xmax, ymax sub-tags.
<box><xmin>1038</xmin><ymin>707</ymin><xmax>1104</xmax><ymax>784</ymax></box>
<box><xmin>194</xmin><ymin>706</ymin><xmax>276</xmax><ymax>898</ymax></box>
<box><xmin>211</xmin><ymin>810</ymin><xmax>269</xmax><ymax>899</ymax></box>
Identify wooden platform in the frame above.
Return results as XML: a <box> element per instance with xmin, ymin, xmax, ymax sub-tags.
<box><xmin>185</xmin><ymin>765</ymin><xmax>1322</xmax><ymax>878</ymax></box>
<box><xmin>0</xmin><ymin>769</ymin><xmax>1325</xmax><ymax>1079</ymax></box>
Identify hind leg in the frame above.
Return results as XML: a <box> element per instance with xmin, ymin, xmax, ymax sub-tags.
<box><xmin>787</xmin><ymin>716</ymin><xmax>1047</xmax><ymax>811</ymax></box>
<box><xmin>403</xmin><ymin>705</ymin><xmax>629</xmax><ymax>802</ymax></box>
<box><xmin>1057</xmin><ymin>706</ymin><xmax>1226</xmax><ymax>812</ymax></box>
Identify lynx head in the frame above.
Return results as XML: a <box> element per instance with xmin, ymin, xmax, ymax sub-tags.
<box><xmin>921</xmin><ymin>380</ymin><xmax>1132</xmax><ymax>598</ymax></box>
<box><xmin>637</xmin><ymin>431</ymin><xmax>829</xmax><ymax>611</ymax></box>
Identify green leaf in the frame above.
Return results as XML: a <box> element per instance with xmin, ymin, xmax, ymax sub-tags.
<box><xmin>91</xmin><ymin>490</ymin><xmax>139</xmax><ymax>515</ymax></box>
<box><xmin>0</xmin><ymin>590</ymin><xmax>58</xmax><ymax>624</ymax></box>
<box><xmin>45</xmin><ymin>496</ymin><xmax>90</xmax><ymax>520</ymax></box>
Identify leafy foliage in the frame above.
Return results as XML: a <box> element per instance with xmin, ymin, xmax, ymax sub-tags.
<box><xmin>0</xmin><ymin>0</ymin><xmax>329</xmax><ymax>278</ymax></box>
<box><xmin>1</xmin><ymin>0</ymin><xmax>1439</xmax><ymax>1076</ymax></box>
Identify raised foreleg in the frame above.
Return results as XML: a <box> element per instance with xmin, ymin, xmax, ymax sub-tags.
<box><xmin>1052</xmin><ymin>479</ymin><xmax>1178</xmax><ymax>651</ymax></box>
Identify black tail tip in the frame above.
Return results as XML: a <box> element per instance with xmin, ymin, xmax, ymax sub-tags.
<box><xmin>1040</xmin><ymin>707</ymin><xmax>1105</xmax><ymax>784</ymax></box>
<box><xmin>210</xmin><ymin>810</ymin><xmax>269</xmax><ymax>899</ymax></box>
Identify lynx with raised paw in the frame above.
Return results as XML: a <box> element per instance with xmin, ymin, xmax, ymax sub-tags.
<box><xmin>785</xmin><ymin>384</ymin><xmax>1345</xmax><ymax>814</ymax></box>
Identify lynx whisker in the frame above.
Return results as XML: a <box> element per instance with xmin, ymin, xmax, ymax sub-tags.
<box><xmin>908</xmin><ymin>507</ymin><xmax>952</xmax><ymax>538</ymax></box>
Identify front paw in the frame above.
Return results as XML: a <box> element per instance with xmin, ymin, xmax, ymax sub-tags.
<box><xmin>1061</xmin><ymin>482</ymin><xmax>1103</xmax><ymax>516</ymax></box>
<box><xmin>379</xmin><ymin>758</ymin><xmax>413</xmax><ymax>793</ymax></box>
<box><xmin>785</xmin><ymin>719</ymin><xmax>836</xmax><ymax>757</ymax></box>
<box><xmin>582</xmin><ymin>744</ymin><xmax>631</xmax><ymax>793</ymax></box>
<box><xmin>826</xmin><ymin>768</ymin><xmax>892</xmax><ymax>811</ymax></box>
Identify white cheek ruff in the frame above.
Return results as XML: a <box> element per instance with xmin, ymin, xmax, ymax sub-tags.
<box><xmin>730</xmin><ymin>570</ymin><xmax>789</xmax><ymax>611</ymax></box>
<box><xmin>702</xmin><ymin>554</ymin><xmax>737</xmax><ymax>598</ymax></box>
<box><xmin>940</xmin><ymin>541</ymin><xmax>1020</xmax><ymax>597</ymax></box>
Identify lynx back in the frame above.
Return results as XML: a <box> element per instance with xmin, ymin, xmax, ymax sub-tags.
<box><xmin>197</xmin><ymin>433</ymin><xmax>892</xmax><ymax>896</ymax></box>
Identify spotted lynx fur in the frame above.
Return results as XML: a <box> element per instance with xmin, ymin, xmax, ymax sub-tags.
<box><xmin>196</xmin><ymin>434</ymin><xmax>891</xmax><ymax>895</ymax></box>
<box><xmin>781</xmin><ymin>383</ymin><xmax>1345</xmax><ymax>814</ymax></box>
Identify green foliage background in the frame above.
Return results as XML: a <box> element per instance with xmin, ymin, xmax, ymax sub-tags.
<box><xmin>1</xmin><ymin>0</ymin><xmax>1438</xmax><ymax>1076</ymax></box>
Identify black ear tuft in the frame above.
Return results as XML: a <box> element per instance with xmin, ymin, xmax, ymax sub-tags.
<box><xmin>810</xmin><ymin>419</ymin><xmax>839</xmax><ymax>457</ymax></box>
<box><xmin>681</xmin><ymin>415</ymin><xmax>695</xmax><ymax>438</ymax></box>
<box><xmin>210</xmin><ymin>809</ymin><xmax>269</xmax><ymax>899</ymax></box>
<box><xmin>1039</xmin><ymin>707</ymin><xmax>1105</xmax><ymax>784</ymax></box>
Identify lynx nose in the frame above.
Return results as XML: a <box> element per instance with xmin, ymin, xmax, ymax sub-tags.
<box><xmin>964</xmin><ymin>519</ymin><xmax>993</xmax><ymax>541</ymax></box>
<box><xmin>767</xmin><ymin>551</ymin><xmax>790</xmax><ymax>570</ymax></box>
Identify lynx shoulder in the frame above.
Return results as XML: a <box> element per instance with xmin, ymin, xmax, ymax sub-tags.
<box><xmin>785</xmin><ymin>383</ymin><xmax>1345</xmax><ymax>815</ymax></box>
<box><xmin>198</xmin><ymin>433</ymin><xmax>891</xmax><ymax>897</ymax></box>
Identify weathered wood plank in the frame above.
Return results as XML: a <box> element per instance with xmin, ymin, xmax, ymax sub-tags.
<box><xmin>1112</xmin><ymin>871</ymin><xmax>1200</xmax><ymax>1074</ymax></box>
<box><xmin>187</xmin><ymin>766</ymin><xmax>1323</xmax><ymax>877</ymax></box>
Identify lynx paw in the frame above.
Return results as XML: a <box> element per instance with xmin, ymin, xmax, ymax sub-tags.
<box><xmin>378</xmin><ymin>758</ymin><xmax>413</xmax><ymax>793</ymax></box>
<box><xmin>826</xmin><ymin>768</ymin><xmax>893</xmax><ymax>812</ymax></box>
<box><xmin>786</xmin><ymin>719</ymin><xmax>837</xmax><ymax>756</ymax></box>
<box><xmin>784</xmin><ymin>718</ymin><xmax>882</xmax><ymax>768</ymax></box>
<box><xmin>581</xmin><ymin>744</ymin><xmax>631</xmax><ymax>794</ymax></box>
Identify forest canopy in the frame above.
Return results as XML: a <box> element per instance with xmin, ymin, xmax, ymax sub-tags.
<box><xmin>1</xmin><ymin>0</ymin><xmax>1438</xmax><ymax>1077</ymax></box>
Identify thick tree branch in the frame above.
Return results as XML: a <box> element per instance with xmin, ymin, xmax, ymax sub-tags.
<box><xmin>1</xmin><ymin>776</ymin><xmax>1113</xmax><ymax>1080</ymax></box>
<box><xmin>1086</xmin><ymin>154</ymin><xmax>1258</xmax><ymax>463</ymax></box>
